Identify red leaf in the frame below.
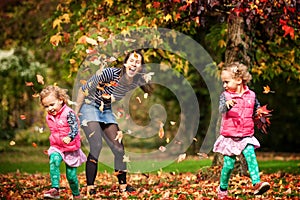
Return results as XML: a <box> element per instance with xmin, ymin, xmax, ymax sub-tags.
<box><xmin>282</xmin><ymin>25</ymin><xmax>295</xmax><ymax>39</ymax></box>
<box><xmin>153</xmin><ymin>1</ymin><xmax>160</xmax><ymax>8</ymax></box>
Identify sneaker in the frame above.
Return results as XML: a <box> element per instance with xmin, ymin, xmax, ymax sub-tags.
<box><xmin>253</xmin><ymin>182</ymin><xmax>270</xmax><ymax>195</ymax></box>
<box><xmin>73</xmin><ymin>195</ymin><xmax>82</xmax><ymax>199</ymax></box>
<box><xmin>120</xmin><ymin>184</ymin><xmax>136</xmax><ymax>193</ymax></box>
<box><xmin>217</xmin><ymin>187</ymin><xmax>228</xmax><ymax>199</ymax></box>
<box><xmin>87</xmin><ymin>185</ymin><xmax>96</xmax><ymax>196</ymax></box>
<box><xmin>44</xmin><ymin>188</ymin><xmax>60</xmax><ymax>199</ymax></box>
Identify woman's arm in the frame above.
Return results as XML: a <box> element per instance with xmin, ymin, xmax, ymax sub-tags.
<box><xmin>74</xmin><ymin>87</ymin><xmax>85</xmax><ymax>115</ymax></box>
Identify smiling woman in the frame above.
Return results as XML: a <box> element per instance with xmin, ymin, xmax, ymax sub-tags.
<box><xmin>74</xmin><ymin>50</ymin><xmax>153</xmax><ymax>196</ymax></box>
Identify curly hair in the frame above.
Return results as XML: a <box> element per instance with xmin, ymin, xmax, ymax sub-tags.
<box><xmin>222</xmin><ymin>62</ymin><xmax>252</xmax><ymax>84</ymax></box>
<box><xmin>40</xmin><ymin>85</ymin><xmax>70</xmax><ymax>105</ymax></box>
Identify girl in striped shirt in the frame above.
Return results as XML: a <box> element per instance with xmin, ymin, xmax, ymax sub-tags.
<box><xmin>75</xmin><ymin>50</ymin><xmax>152</xmax><ymax>196</ymax></box>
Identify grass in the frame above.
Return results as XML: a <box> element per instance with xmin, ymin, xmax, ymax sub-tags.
<box><xmin>0</xmin><ymin>142</ymin><xmax>299</xmax><ymax>175</ymax></box>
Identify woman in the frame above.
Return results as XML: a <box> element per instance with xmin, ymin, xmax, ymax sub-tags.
<box><xmin>75</xmin><ymin>50</ymin><xmax>152</xmax><ymax>196</ymax></box>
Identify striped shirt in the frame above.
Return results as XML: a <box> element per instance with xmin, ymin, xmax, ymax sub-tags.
<box><xmin>81</xmin><ymin>67</ymin><xmax>142</xmax><ymax>108</ymax></box>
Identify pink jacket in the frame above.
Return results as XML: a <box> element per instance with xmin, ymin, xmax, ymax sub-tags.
<box><xmin>46</xmin><ymin>104</ymin><xmax>81</xmax><ymax>152</ymax></box>
<box><xmin>220</xmin><ymin>87</ymin><xmax>256</xmax><ymax>137</ymax></box>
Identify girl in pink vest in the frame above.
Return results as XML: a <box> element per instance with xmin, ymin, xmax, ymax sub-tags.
<box><xmin>213</xmin><ymin>62</ymin><xmax>270</xmax><ymax>199</ymax></box>
<box><xmin>40</xmin><ymin>85</ymin><xmax>86</xmax><ymax>199</ymax></box>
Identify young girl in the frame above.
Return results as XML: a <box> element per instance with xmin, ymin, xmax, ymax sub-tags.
<box><xmin>40</xmin><ymin>85</ymin><xmax>87</xmax><ymax>199</ymax></box>
<box><xmin>213</xmin><ymin>62</ymin><xmax>270</xmax><ymax>199</ymax></box>
<box><xmin>74</xmin><ymin>50</ymin><xmax>152</xmax><ymax>196</ymax></box>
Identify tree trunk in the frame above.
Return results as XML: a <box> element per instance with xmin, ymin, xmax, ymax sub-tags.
<box><xmin>212</xmin><ymin>14</ymin><xmax>252</xmax><ymax>176</ymax></box>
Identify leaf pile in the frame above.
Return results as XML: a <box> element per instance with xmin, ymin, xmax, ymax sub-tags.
<box><xmin>0</xmin><ymin>167</ymin><xmax>299</xmax><ymax>199</ymax></box>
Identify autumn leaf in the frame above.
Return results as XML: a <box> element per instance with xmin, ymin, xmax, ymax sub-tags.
<box><xmin>123</xmin><ymin>155</ymin><xmax>130</xmax><ymax>162</ymax></box>
<box><xmin>25</xmin><ymin>82</ymin><xmax>34</xmax><ymax>87</ymax></box>
<box><xmin>102</xmin><ymin>93</ymin><xmax>111</xmax><ymax>100</ymax></box>
<box><xmin>114</xmin><ymin>131</ymin><xmax>123</xmax><ymax>143</ymax></box>
<box><xmin>9</xmin><ymin>140</ymin><xmax>16</xmax><ymax>146</ymax></box>
<box><xmin>50</xmin><ymin>34</ymin><xmax>62</xmax><ymax>46</ymax></box>
<box><xmin>88</xmin><ymin>131</ymin><xmax>95</xmax><ymax>138</ymax></box>
<box><xmin>99</xmin><ymin>101</ymin><xmax>104</xmax><ymax>112</ymax></box>
<box><xmin>36</xmin><ymin>74</ymin><xmax>44</xmax><ymax>85</ymax></box>
<box><xmin>86</xmin><ymin>37</ymin><xmax>98</xmax><ymax>45</ymax></box>
<box><xmin>170</xmin><ymin>121</ymin><xmax>176</xmax><ymax>125</ymax></box>
<box><xmin>263</xmin><ymin>85</ymin><xmax>275</xmax><ymax>94</ymax></box>
<box><xmin>254</xmin><ymin>104</ymin><xmax>273</xmax><ymax>134</ymax></box>
<box><xmin>282</xmin><ymin>25</ymin><xmax>295</xmax><ymax>39</ymax></box>
<box><xmin>144</xmin><ymin>93</ymin><xmax>148</xmax><ymax>99</ymax></box>
<box><xmin>158</xmin><ymin>121</ymin><xmax>164</xmax><ymax>138</ymax></box>
<box><xmin>218</xmin><ymin>39</ymin><xmax>226</xmax><ymax>48</ymax></box>
<box><xmin>136</xmin><ymin>96</ymin><xmax>141</xmax><ymax>103</ymax></box>
<box><xmin>177</xmin><ymin>153</ymin><xmax>186</xmax><ymax>163</ymax></box>
<box><xmin>81</xmin><ymin>119</ymin><xmax>88</xmax><ymax>127</ymax></box>
<box><xmin>32</xmin><ymin>93</ymin><xmax>39</xmax><ymax>98</ymax></box>
<box><xmin>159</xmin><ymin>146</ymin><xmax>166</xmax><ymax>152</ymax></box>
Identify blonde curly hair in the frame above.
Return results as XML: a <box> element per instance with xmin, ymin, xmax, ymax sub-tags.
<box><xmin>222</xmin><ymin>62</ymin><xmax>252</xmax><ymax>84</ymax></box>
<box><xmin>40</xmin><ymin>85</ymin><xmax>70</xmax><ymax>105</ymax></box>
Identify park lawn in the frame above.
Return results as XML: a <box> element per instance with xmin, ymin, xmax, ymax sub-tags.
<box><xmin>0</xmin><ymin>143</ymin><xmax>299</xmax><ymax>174</ymax></box>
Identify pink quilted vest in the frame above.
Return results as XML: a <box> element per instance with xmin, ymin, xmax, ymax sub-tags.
<box><xmin>46</xmin><ymin>104</ymin><xmax>81</xmax><ymax>152</ymax></box>
<box><xmin>220</xmin><ymin>87</ymin><xmax>256</xmax><ymax>137</ymax></box>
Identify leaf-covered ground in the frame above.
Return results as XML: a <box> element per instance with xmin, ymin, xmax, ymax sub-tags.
<box><xmin>1</xmin><ymin>166</ymin><xmax>299</xmax><ymax>200</ymax></box>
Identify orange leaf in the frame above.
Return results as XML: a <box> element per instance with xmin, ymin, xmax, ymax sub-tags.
<box><xmin>158</xmin><ymin>121</ymin><xmax>164</xmax><ymax>138</ymax></box>
<box><xmin>32</xmin><ymin>142</ymin><xmax>37</xmax><ymax>148</ymax></box>
<box><xmin>25</xmin><ymin>82</ymin><xmax>34</xmax><ymax>87</ymax></box>
<box><xmin>263</xmin><ymin>85</ymin><xmax>275</xmax><ymax>94</ymax></box>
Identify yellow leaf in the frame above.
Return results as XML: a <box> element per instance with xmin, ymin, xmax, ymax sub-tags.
<box><xmin>137</xmin><ymin>17</ymin><xmax>144</xmax><ymax>26</ymax></box>
<box><xmin>50</xmin><ymin>34</ymin><xmax>62</xmax><ymax>46</ymax></box>
<box><xmin>61</xmin><ymin>13</ymin><xmax>70</xmax><ymax>23</ymax></box>
<box><xmin>218</xmin><ymin>39</ymin><xmax>226</xmax><ymax>48</ymax></box>
<box><xmin>164</xmin><ymin>14</ymin><xmax>172</xmax><ymax>22</ymax></box>
<box><xmin>105</xmin><ymin>0</ymin><xmax>114</xmax><ymax>7</ymax></box>
<box><xmin>52</xmin><ymin>18</ymin><xmax>62</xmax><ymax>29</ymax></box>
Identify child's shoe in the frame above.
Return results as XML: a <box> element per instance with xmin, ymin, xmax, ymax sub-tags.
<box><xmin>44</xmin><ymin>188</ymin><xmax>60</xmax><ymax>199</ymax></box>
<box><xmin>217</xmin><ymin>186</ymin><xmax>228</xmax><ymax>199</ymax></box>
<box><xmin>73</xmin><ymin>195</ymin><xmax>82</xmax><ymax>199</ymax></box>
<box><xmin>253</xmin><ymin>181</ymin><xmax>270</xmax><ymax>195</ymax></box>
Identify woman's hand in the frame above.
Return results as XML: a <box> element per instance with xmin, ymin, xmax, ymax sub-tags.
<box><xmin>62</xmin><ymin>136</ymin><xmax>72</xmax><ymax>144</ymax></box>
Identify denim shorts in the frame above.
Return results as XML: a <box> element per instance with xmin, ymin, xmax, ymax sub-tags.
<box><xmin>79</xmin><ymin>103</ymin><xmax>117</xmax><ymax>125</ymax></box>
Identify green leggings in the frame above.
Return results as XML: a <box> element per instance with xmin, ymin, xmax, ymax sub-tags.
<box><xmin>220</xmin><ymin>144</ymin><xmax>260</xmax><ymax>190</ymax></box>
<box><xmin>49</xmin><ymin>152</ymin><xmax>80</xmax><ymax>196</ymax></box>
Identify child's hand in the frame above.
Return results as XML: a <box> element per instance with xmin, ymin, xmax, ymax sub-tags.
<box><xmin>63</xmin><ymin>136</ymin><xmax>72</xmax><ymax>144</ymax></box>
<box><xmin>226</xmin><ymin>99</ymin><xmax>236</xmax><ymax>109</ymax></box>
